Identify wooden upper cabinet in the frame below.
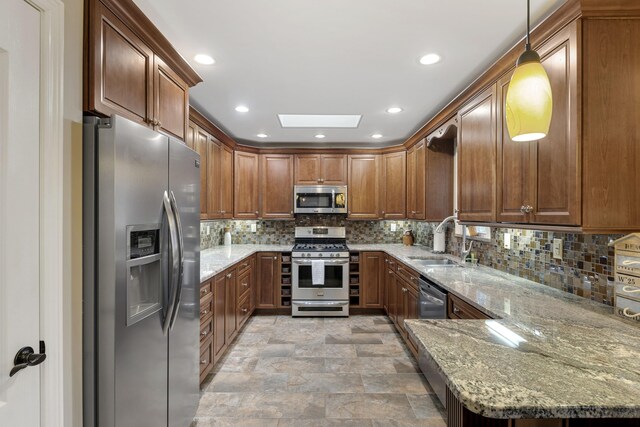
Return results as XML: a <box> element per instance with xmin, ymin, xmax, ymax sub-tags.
<box><xmin>193</xmin><ymin>125</ymin><xmax>208</xmax><ymax>219</ymax></box>
<box><xmin>496</xmin><ymin>22</ymin><xmax>579</xmax><ymax>226</ymax></box>
<box><xmin>260</xmin><ymin>154</ymin><xmax>294</xmax><ymax>219</ymax></box>
<box><xmin>154</xmin><ymin>56</ymin><xmax>188</xmax><ymax>140</ymax></box>
<box><xmin>234</xmin><ymin>151</ymin><xmax>260</xmax><ymax>219</ymax></box>
<box><xmin>348</xmin><ymin>155</ymin><xmax>380</xmax><ymax>219</ymax></box>
<box><xmin>220</xmin><ymin>145</ymin><xmax>234</xmax><ymax>219</ymax></box>
<box><xmin>458</xmin><ymin>84</ymin><xmax>497</xmax><ymax>222</ymax></box>
<box><xmin>406</xmin><ymin>141</ymin><xmax>426</xmax><ymax>220</ymax></box>
<box><xmin>87</xmin><ymin>1</ymin><xmax>153</xmax><ymax>126</ymax></box>
<box><xmin>186</xmin><ymin>121</ymin><xmax>196</xmax><ymax>150</ymax></box>
<box><xmin>294</xmin><ymin>154</ymin><xmax>347</xmax><ymax>185</ymax></box>
<box><xmin>425</xmin><ymin>139</ymin><xmax>454</xmax><ymax>221</ymax></box>
<box><xmin>381</xmin><ymin>151</ymin><xmax>406</xmax><ymax>219</ymax></box>
<box><xmin>207</xmin><ymin>137</ymin><xmax>222</xmax><ymax>219</ymax></box>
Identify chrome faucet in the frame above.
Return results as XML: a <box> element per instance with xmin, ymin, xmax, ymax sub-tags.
<box><xmin>435</xmin><ymin>211</ymin><xmax>474</xmax><ymax>262</ymax></box>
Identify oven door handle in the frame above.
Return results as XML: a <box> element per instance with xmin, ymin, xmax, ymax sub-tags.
<box><xmin>292</xmin><ymin>259</ymin><xmax>349</xmax><ymax>265</ymax></box>
<box><xmin>293</xmin><ymin>301</ymin><xmax>349</xmax><ymax>306</ymax></box>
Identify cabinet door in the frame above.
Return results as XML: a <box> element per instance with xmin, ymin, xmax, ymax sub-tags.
<box><xmin>261</xmin><ymin>154</ymin><xmax>294</xmax><ymax>219</ymax></box>
<box><xmin>348</xmin><ymin>155</ymin><xmax>380</xmax><ymax>219</ymax></box>
<box><xmin>383</xmin><ymin>257</ymin><xmax>389</xmax><ymax>313</ymax></box>
<box><xmin>220</xmin><ymin>145</ymin><xmax>234</xmax><ymax>219</ymax></box>
<box><xmin>87</xmin><ymin>1</ymin><xmax>153</xmax><ymax>126</ymax></box>
<box><xmin>425</xmin><ymin>140</ymin><xmax>454</xmax><ymax>221</ymax></box>
<box><xmin>213</xmin><ymin>274</ymin><xmax>226</xmax><ymax>361</ymax></box>
<box><xmin>224</xmin><ymin>269</ymin><xmax>237</xmax><ymax>342</ymax></box>
<box><xmin>381</xmin><ymin>152</ymin><xmax>407</xmax><ymax>219</ymax></box>
<box><xmin>496</xmin><ymin>70</ymin><xmax>530</xmax><ymax>223</ymax></box>
<box><xmin>361</xmin><ymin>252</ymin><xmax>384</xmax><ymax>308</ymax></box>
<box><xmin>530</xmin><ymin>22</ymin><xmax>580</xmax><ymax>225</ymax></box>
<box><xmin>294</xmin><ymin>154</ymin><xmax>321</xmax><ymax>185</ymax></box>
<box><xmin>256</xmin><ymin>253</ymin><xmax>278</xmax><ymax>308</ymax></box>
<box><xmin>234</xmin><ymin>151</ymin><xmax>260</xmax><ymax>219</ymax></box>
<box><xmin>396</xmin><ymin>278</ymin><xmax>407</xmax><ymax>335</ymax></box>
<box><xmin>186</xmin><ymin>121</ymin><xmax>196</xmax><ymax>150</ymax></box>
<box><xmin>320</xmin><ymin>154</ymin><xmax>348</xmax><ymax>185</ymax></box>
<box><xmin>403</xmin><ymin>284</ymin><xmax>420</xmax><ymax>355</ymax></box>
<box><xmin>154</xmin><ymin>56</ymin><xmax>188</xmax><ymax>140</ymax></box>
<box><xmin>193</xmin><ymin>126</ymin><xmax>208</xmax><ymax>219</ymax></box>
<box><xmin>388</xmin><ymin>270</ymin><xmax>398</xmax><ymax>324</ymax></box>
<box><xmin>207</xmin><ymin>137</ymin><xmax>222</xmax><ymax>219</ymax></box>
<box><xmin>458</xmin><ymin>84</ymin><xmax>497</xmax><ymax>222</ymax></box>
<box><xmin>406</xmin><ymin>147</ymin><xmax>416</xmax><ymax>219</ymax></box>
<box><xmin>413</xmin><ymin>141</ymin><xmax>427</xmax><ymax>220</ymax></box>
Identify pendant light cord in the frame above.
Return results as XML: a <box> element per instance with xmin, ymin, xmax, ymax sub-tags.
<box><xmin>526</xmin><ymin>0</ymin><xmax>531</xmax><ymax>50</ymax></box>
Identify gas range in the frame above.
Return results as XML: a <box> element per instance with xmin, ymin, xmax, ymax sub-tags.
<box><xmin>291</xmin><ymin>227</ymin><xmax>349</xmax><ymax>259</ymax></box>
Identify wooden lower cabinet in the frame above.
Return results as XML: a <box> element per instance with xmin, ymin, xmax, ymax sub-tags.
<box><xmin>361</xmin><ymin>252</ymin><xmax>384</xmax><ymax>308</ymax></box>
<box><xmin>448</xmin><ymin>294</ymin><xmax>491</xmax><ymax>320</ymax></box>
<box><xmin>212</xmin><ymin>274</ymin><xmax>226</xmax><ymax>362</ymax></box>
<box><xmin>383</xmin><ymin>256</ymin><xmax>420</xmax><ymax>356</ymax></box>
<box><xmin>256</xmin><ymin>252</ymin><xmax>279</xmax><ymax>308</ymax></box>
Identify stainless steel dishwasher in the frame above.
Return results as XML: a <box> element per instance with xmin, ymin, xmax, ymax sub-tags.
<box><xmin>417</xmin><ymin>276</ymin><xmax>448</xmax><ymax>407</ymax></box>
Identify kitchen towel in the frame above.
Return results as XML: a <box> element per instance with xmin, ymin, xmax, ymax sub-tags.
<box><xmin>311</xmin><ymin>260</ymin><xmax>325</xmax><ymax>285</ymax></box>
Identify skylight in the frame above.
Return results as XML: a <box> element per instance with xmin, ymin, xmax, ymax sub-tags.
<box><xmin>278</xmin><ymin>114</ymin><xmax>362</xmax><ymax>128</ymax></box>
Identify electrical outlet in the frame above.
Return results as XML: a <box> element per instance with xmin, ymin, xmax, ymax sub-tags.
<box><xmin>503</xmin><ymin>233</ymin><xmax>511</xmax><ymax>249</ymax></box>
<box><xmin>390</xmin><ymin>223</ymin><xmax>397</xmax><ymax>232</ymax></box>
<box><xmin>250</xmin><ymin>223</ymin><xmax>257</xmax><ymax>233</ymax></box>
<box><xmin>206</xmin><ymin>225</ymin><xmax>211</xmax><ymax>234</ymax></box>
<box><xmin>553</xmin><ymin>238</ymin><xmax>563</xmax><ymax>260</ymax></box>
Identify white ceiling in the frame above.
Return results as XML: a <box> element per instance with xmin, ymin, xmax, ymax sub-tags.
<box><xmin>133</xmin><ymin>0</ymin><xmax>565</xmax><ymax>147</ymax></box>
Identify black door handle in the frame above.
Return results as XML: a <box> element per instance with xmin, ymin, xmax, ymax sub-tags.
<box><xmin>9</xmin><ymin>345</ymin><xmax>47</xmax><ymax>377</ymax></box>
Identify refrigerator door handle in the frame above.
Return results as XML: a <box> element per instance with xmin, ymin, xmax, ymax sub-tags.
<box><xmin>168</xmin><ymin>190</ymin><xmax>184</xmax><ymax>331</ymax></box>
<box><xmin>162</xmin><ymin>190</ymin><xmax>180</xmax><ymax>335</ymax></box>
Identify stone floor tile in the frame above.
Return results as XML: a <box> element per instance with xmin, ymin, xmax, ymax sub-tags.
<box><xmin>237</xmin><ymin>392</ymin><xmax>327</xmax><ymax>419</ymax></box>
<box><xmin>361</xmin><ymin>374</ymin><xmax>430</xmax><ymax>394</ymax></box>
<box><xmin>355</xmin><ymin>343</ymin><xmax>409</xmax><ymax>358</ymax></box>
<box><xmin>325</xmin><ymin>393</ymin><xmax>416</xmax><ymax>419</ymax></box>
<box><xmin>207</xmin><ymin>372</ymin><xmax>289</xmax><ymax>393</ymax></box>
<box><xmin>259</xmin><ymin>344</ymin><xmax>296</xmax><ymax>357</ymax></box>
<box><xmin>213</xmin><ymin>356</ymin><xmax>259</xmax><ymax>373</ymax></box>
<box><xmin>196</xmin><ymin>392</ymin><xmax>243</xmax><ymax>418</ymax></box>
<box><xmin>351</xmin><ymin>324</ymin><xmax>397</xmax><ymax>334</ymax></box>
<box><xmin>371</xmin><ymin>419</ymin><xmax>447</xmax><ymax>427</ymax></box>
<box><xmin>193</xmin><ymin>417</ymin><xmax>279</xmax><ymax>427</ymax></box>
<box><xmin>406</xmin><ymin>394</ymin><xmax>446</xmax><ymax>420</ymax></box>
<box><xmin>254</xmin><ymin>357</ymin><xmax>326</xmax><ymax>374</ymax></box>
<box><xmin>325</xmin><ymin>333</ymin><xmax>384</xmax><ymax>345</ymax></box>
<box><xmin>287</xmin><ymin>373</ymin><xmax>365</xmax><ymax>393</ymax></box>
<box><xmin>278</xmin><ymin>419</ymin><xmax>373</xmax><ymax>427</ymax></box>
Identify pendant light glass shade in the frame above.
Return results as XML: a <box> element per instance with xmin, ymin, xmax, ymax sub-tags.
<box><xmin>506</xmin><ymin>55</ymin><xmax>553</xmax><ymax>141</ymax></box>
<box><xmin>505</xmin><ymin>0</ymin><xmax>553</xmax><ymax>142</ymax></box>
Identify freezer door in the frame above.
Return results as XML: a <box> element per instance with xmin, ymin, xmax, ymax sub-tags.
<box><xmin>168</xmin><ymin>138</ymin><xmax>201</xmax><ymax>427</ymax></box>
<box><xmin>85</xmin><ymin>115</ymin><xmax>170</xmax><ymax>427</ymax></box>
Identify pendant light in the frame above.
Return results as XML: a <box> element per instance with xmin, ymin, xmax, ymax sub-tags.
<box><xmin>505</xmin><ymin>0</ymin><xmax>553</xmax><ymax>142</ymax></box>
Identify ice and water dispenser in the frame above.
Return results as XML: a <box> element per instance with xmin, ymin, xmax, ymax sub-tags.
<box><xmin>126</xmin><ymin>225</ymin><xmax>162</xmax><ymax>326</ymax></box>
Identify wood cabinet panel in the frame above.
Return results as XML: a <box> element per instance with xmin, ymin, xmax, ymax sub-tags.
<box><xmin>321</xmin><ymin>154</ymin><xmax>348</xmax><ymax>185</ymax></box>
<box><xmin>294</xmin><ymin>154</ymin><xmax>322</xmax><ymax>185</ymax></box>
<box><xmin>407</xmin><ymin>141</ymin><xmax>426</xmax><ymax>219</ymax></box>
<box><xmin>193</xmin><ymin>126</ymin><xmax>208</xmax><ymax>219</ymax></box>
<box><xmin>89</xmin><ymin>1</ymin><xmax>153</xmax><ymax>125</ymax></box>
<box><xmin>403</xmin><ymin>284</ymin><xmax>420</xmax><ymax>356</ymax></box>
<box><xmin>348</xmin><ymin>155</ymin><xmax>380</xmax><ymax>219</ymax></box>
<box><xmin>224</xmin><ymin>269</ymin><xmax>237</xmax><ymax>342</ymax></box>
<box><xmin>154</xmin><ymin>56</ymin><xmax>188</xmax><ymax>140</ymax></box>
<box><xmin>186</xmin><ymin>121</ymin><xmax>196</xmax><ymax>150</ymax></box>
<box><xmin>256</xmin><ymin>253</ymin><xmax>279</xmax><ymax>308</ymax></box>
<box><xmin>213</xmin><ymin>273</ymin><xmax>226</xmax><ymax>362</ymax></box>
<box><xmin>220</xmin><ymin>145</ymin><xmax>234</xmax><ymax>218</ymax></box>
<box><xmin>447</xmin><ymin>294</ymin><xmax>491</xmax><ymax>320</ymax></box>
<box><xmin>381</xmin><ymin>152</ymin><xmax>407</xmax><ymax>219</ymax></box>
<box><xmin>260</xmin><ymin>154</ymin><xmax>294</xmax><ymax>219</ymax></box>
<box><xmin>207</xmin><ymin>138</ymin><xmax>222</xmax><ymax>219</ymax></box>
<box><xmin>458</xmin><ymin>85</ymin><xmax>497</xmax><ymax>222</ymax></box>
<box><xmin>361</xmin><ymin>252</ymin><xmax>384</xmax><ymax>308</ymax></box>
<box><xmin>234</xmin><ymin>151</ymin><xmax>260</xmax><ymax>219</ymax></box>
<box><xmin>425</xmin><ymin>140</ymin><xmax>454</xmax><ymax>221</ymax></box>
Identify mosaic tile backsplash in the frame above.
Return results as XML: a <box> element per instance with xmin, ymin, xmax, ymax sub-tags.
<box><xmin>200</xmin><ymin>217</ymin><xmax>622</xmax><ymax>306</ymax></box>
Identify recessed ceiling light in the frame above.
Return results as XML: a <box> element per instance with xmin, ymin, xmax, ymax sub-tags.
<box><xmin>256</xmin><ymin>133</ymin><xmax>268</xmax><ymax>138</ymax></box>
<box><xmin>278</xmin><ymin>114</ymin><xmax>361</xmax><ymax>128</ymax></box>
<box><xmin>371</xmin><ymin>134</ymin><xmax>383</xmax><ymax>139</ymax></box>
<box><xmin>419</xmin><ymin>53</ymin><xmax>441</xmax><ymax>65</ymax></box>
<box><xmin>315</xmin><ymin>134</ymin><xmax>326</xmax><ymax>139</ymax></box>
<box><xmin>386</xmin><ymin>107</ymin><xmax>403</xmax><ymax>114</ymax></box>
<box><xmin>235</xmin><ymin>105</ymin><xmax>249</xmax><ymax>113</ymax></box>
<box><xmin>194</xmin><ymin>54</ymin><xmax>215</xmax><ymax>65</ymax></box>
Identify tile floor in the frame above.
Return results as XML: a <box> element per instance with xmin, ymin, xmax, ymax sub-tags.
<box><xmin>195</xmin><ymin>315</ymin><xmax>446</xmax><ymax>427</ymax></box>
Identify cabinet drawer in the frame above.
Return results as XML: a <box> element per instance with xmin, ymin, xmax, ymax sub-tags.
<box><xmin>236</xmin><ymin>293</ymin><xmax>252</xmax><ymax>330</ymax></box>
<box><xmin>237</xmin><ymin>257</ymin><xmax>253</xmax><ymax>276</ymax></box>
<box><xmin>386</xmin><ymin>257</ymin><xmax>398</xmax><ymax>272</ymax></box>
<box><xmin>448</xmin><ymin>294</ymin><xmax>491</xmax><ymax>319</ymax></box>
<box><xmin>396</xmin><ymin>262</ymin><xmax>419</xmax><ymax>290</ymax></box>
<box><xmin>199</xmin><ymin>336</ymin><xmax>214</xmax><ymax>379</ymax></box>
<box><xmin>200</xmin><ymin>292</ymin><xmax>213</xmax><ymax>322</ymax></box>
<box><xmin>200</xmin><ymin>280</ymin><xmax>212</xmax><ymax>299</ymax></box>
<box><xmin>237</xmin><ymin>269</ymin><xmax>252</xmax><ymax>301</ymax></box>
<box><xmin>200</xmin><ymin>317</ymin><xmax>213</xmax><ymax>343</ymax></box>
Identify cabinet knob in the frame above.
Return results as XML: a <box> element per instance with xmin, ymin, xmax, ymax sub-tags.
<box><xmin>525</xmin><ymin>205</ymin><xmax>533</xmax><ymax>213</ymax></box>
<box><xmin>200</xmin><ymin>359</ymin><xmax>207</xmax><ymax>365</ymax></box>
<box><xmin>242</xmin><ymin>282</ymin><xmax>248</xmax><ymax>287</ymax></box>
<box><xmin>402</xmin><ymin>287</ymin><xmax>407</xmax><ymax>293</ymax></box>
<box><xmin>241</xmin><ymin>308</ymin><xmax>248</xmax><ymax>313</ymax></box>
<box><xmin>201</xmin><ymin>309</ymin><xmax>209</xmax><ymax>315</ymax></box>
<box><xmin>201</xmin><ymin>330</ymin><xmax>208</xmax><ymax>336</ymax></box>
<box><xmin>381</xmin><ymin>211</ymin><xmax>385</xmax><ymax>214</ymax></box>
<box><xmin>255</xmin><ymin>211</ymin><xmax>259</xmax><ymax>215</ymax></box>
<box><xmin>520</xmin><ymin>205</ymin><xmax>526</xmax><ymax>214</ymax></box>
<box><xmin>453</xmin><ymin>307</ymin><xmax>461</xmax><ymax>314</ymax></box>
<box><xmin>273</xmin><ymin>256</ymin><xmax>277</xmax><ymax>260</ymax></box>
<box><xmin>290</xmin><ymin>211</ymin><xmax>294</xmax><ymax>215</ymax></box>
<box><xmin>226</xmin><ymin>273</ymin><xmax>232</xmax><ymax>279</ymax></box>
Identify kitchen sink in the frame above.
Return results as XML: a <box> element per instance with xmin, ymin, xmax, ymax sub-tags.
<box><xmin>407</xmin><ymin>257</ymin><xmax>460</xmax><ymax>267</ymax></box>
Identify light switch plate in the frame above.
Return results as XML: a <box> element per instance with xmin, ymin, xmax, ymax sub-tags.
<box><xmin>206</xmin><ymin>225</ymin><xmax>210</xmax><ymax>234</ymax></box>
<box><xmin>250</xmin><ymin>223</ymin><xmax>257</xmax><ymax>233</ymax></box>
<box><xmin>503</xmin><ymin>233</ymin><xmax>511</xmax><ymax>249</ymax></box>
<box><xmin>390</xmin><ymin>223</ymin><xmax>397</xmax><ymax>232</ymax></box>
<box><xmin>553</xmin><ymin>238</ymin><xmax>563</xmax><ymax>260</ymax></box>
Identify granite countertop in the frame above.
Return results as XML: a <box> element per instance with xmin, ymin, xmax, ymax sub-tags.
<box><xmin>200</xmin><ymin>244</ymin><xmax>293</xmax><ymax>282</ymax></box>
<box><xmin>350</xmin><ymin>244</ymin><xmax>640</xmax><ymax>419</ymax></box>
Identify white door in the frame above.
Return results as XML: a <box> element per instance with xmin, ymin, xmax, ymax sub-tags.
<box><xmin>0</xmin><ymin>0</ymin><xmax>43</xmax><ymax>425</ymax></box>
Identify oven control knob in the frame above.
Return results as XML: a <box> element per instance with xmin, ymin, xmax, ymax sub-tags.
<box><xmin>329</xmin><ymin>253</ymin><xmax>335</xmax><ymax>257</ymax></box>
<box><xmin>319</xmin><ymin>253</ymin><xmax>323</xmax><ymax>257</ymax></box>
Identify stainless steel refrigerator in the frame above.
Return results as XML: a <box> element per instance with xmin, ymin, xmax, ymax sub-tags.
<box><xmin>83</xmin><ymin>115</ymin><xmax>200</xmax><ymax>427</ymax></box>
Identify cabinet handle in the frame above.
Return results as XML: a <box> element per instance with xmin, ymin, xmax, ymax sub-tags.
<box><xmin>402</xmin><ymin>287</ymin><xmax>407</xmax><ymax>293</ymax></box>
<box><xmin>157</xmin><ymin>121</ymin><xmax>162</xmax><ymax>127</ymax></box>
<box><xmin>525</xmin><ymin>205</ymin><xmax>533</xmax><ymax>213</ymax></box>
<box><xmin>200</xmin><ymin>289</ymin><xmax>208</xmax><ymax>294</ymax></box>
<box><xmin>241</xmin><ymin>308</ymin><xmax>248</xmax><ymax>313</ymax></box>
<box><xmin>242</xmin><ymin>263</ymin><xmax>248</xmax><ymax>268</ymax></box>
<box><xmin>201</xmin><ymin>309</ymin><xmax>209</xmax><ymax>315</ymax></box>
<box><xmin>226</xmin><ymin>273</ymin><xmax>232</xmax><ymax>279</ymax></box>
<box><xmin>201</xmin><ymin>330</ymin><xmax>209</xmax><ymax>336</ymax></box>
<box><xmin>274</xmin><ymin>256</ymin><xmax>277</xmax><ymax>260</ymax></box>
<box><xmin>382</xmin><ymin>210</ymin><xmax>385</xmax><ymax>214</ymax></box>
<box><xmin>453</xmin><ymin>307</ymin><xmax>461</xmax><ymax>314</ymax></box>
<box><xmin>220</xmin><ymin>210</ymin><xmax>225</xmax><ymax>214</ymax></box>
<box><xmin>200</xmin><ymin>359</ymin><xmax>207</xmax><ymax>365</ymax></box>
<box><xmin>242</xmin><ymin>282</ymin><xmax>248</xmax><ymax>287</ymax></box>
<box><xmin>385</xmin><ymin>259</ymin><xmax>389</xmax><ymax>263</ymax></box>
<box><xmin>290</xmin><ymin>211</ymin><xmax>294</xmax><ymax>215</ymax></box>
<box><xmin>388</xmin><ymin>270</ymin><xmax>393</xmax><ymax>275</ymax></box>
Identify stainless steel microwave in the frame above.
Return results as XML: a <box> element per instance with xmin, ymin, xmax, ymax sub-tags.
<box><xmin>294</xmin><ymin>185</ymin><xmax>347</xmax><ymax>214</ymax></box>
